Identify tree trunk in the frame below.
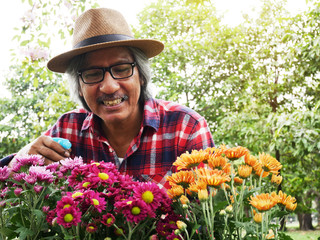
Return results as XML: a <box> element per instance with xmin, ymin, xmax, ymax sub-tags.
<box><xmin>297</xmin><ymin>213</ymin><xmax>315</xmax><ymax>230</ymax></box>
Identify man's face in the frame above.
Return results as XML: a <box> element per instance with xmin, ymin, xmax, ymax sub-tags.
<box><xmin>79</xmin><ymin>47</ymin><xmax>142</xmax><ymax>126</ymax></box>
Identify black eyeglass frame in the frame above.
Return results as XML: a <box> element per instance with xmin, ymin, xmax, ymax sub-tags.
<box><xmin>77</xmin><ymin>62</ymin><xmax>136</xmax><ymax>84</ymax></box>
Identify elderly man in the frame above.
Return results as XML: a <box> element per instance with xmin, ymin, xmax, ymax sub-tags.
<box><xmin>1</xmin><ymin>8</ymin><xmax>214</xmax><ymax>186</ymax></box>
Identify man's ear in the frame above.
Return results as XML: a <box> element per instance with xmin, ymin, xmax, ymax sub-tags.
<box><xmin>79</xmin><ymin>87</ymin><xmax>83</xmax><ymax>97</ymax></box>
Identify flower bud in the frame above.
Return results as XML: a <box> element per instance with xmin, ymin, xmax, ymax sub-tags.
<box><xmin>225</xmin><ymin>204</ymin><xmax>233</xmax><ymax>214</ymax></box>
<box><xmin>219</xmin><ymin>209</ymin><xmax>226</xmax><ymax>216</ymax></box>
<box><xmin>176</xmin><ymin>220</ymin><xmax>187</xmax><ymax>231</ymax></box>
<box><xmin>198</xmin><ymin>189</ymin><xmax>209</xmax><ymax>202</ymax></box>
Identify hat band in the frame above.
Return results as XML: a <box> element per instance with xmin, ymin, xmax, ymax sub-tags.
<box><xmin>74</xmin><ymin>34</ymin><xmax>134</xmax><ymax>49</ymax></box>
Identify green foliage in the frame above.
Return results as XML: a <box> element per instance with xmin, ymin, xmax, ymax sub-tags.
<box><xmin>0</xmin><ymin>0</ymin><xmax>100</xmax><ymax>158</ymax></box>
<box><xmin>135</xmin><ymin>0</ymin><xmax>320</xmax><ymax>228</ymax></box>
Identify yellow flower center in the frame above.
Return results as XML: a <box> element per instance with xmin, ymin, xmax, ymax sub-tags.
<box><xmin>82</xmin><ymin>182</ymin><xmax>91</xmax><ymax>188</ymax></box>
<box><xmin>131</xmin><ymin>206</ymin><xmax>141</xmax><ymax>215</ymax></box>
<box><xmin>126</xmin><ymin>201</ymin><xmax>132</xmax><ymax>205</ymax></box>
<box><xmin>92</xmin><ymin>198</ymin><xmax>99</xmax><ymax>206</ymax></box>
<box><xmin>107</xmin><ymin>217</ymin><xmax>113</xmax><ymax>224</ymax></box>
<box><xmin>98</xmin><ymin>172</ymin><xmax>109</xmax><ymax>181</ymax></box>
<box><xmin>91</xmin><ymin>162</ymin><xmax>100</xmax><ymax>166</ymax></box>
<box><xmin>142</xmin><ymin>191</ymin><xmax>154</xmax><ymax>204</ymax></box>
<box><xmin>64</xmin><ymin>213</ymin><xmax>74</xmax><ymax>223</ymax></box>
<box><xmin>72</xmin><ymin>192</ymin><xmax>83</xmax><ymax>198</ymax></box>
<box><xmin>63</xmin><ymin>204</ymin><xmax>71</xmax><ymax>209</ymax></box>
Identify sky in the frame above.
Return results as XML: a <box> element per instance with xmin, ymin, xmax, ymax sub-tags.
<box><xmin>0</xmin><ymin>0</ymin><xmax>308</xmax><ymax>96</ymax></box>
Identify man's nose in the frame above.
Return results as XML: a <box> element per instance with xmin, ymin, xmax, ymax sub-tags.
<box><xmin>99</xmin><ymin>71</ymin><xmax>120</xmax><ymax>93</ymax></box>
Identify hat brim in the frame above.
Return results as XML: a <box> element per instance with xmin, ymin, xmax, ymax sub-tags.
<box><xmin>47</xmin><ymin>39</ymin><xmax>164</xmax><ymax>73</ymax></box>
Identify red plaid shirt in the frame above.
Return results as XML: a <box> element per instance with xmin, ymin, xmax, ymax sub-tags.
<box><xmin>3</xmin><ymin>99</ymin><xmax>214</xmax><ymax>188</ymax></box>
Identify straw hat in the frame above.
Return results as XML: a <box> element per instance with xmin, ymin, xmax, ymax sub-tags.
<box><xmin>47</xmin><ymin>8</ymin><xmax>164</xmax><ymax>73</ymax></box>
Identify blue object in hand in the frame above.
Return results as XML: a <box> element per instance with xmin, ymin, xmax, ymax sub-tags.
<box><xmin>52</xmin><ymin>137</ymin><xmax>72</xmax><ymax>150</ymax></box>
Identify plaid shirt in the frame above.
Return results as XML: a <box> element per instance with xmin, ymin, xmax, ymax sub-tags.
<box><xmin>2</xmin><ymin>98</ymin><xmax>214</xmax><ymax>188</ymax></box>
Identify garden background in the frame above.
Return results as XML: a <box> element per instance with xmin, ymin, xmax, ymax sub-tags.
<box><xmin>0</xmin><ymin>0</ymin><xmax>319</xmax><ymax>237</ymax></box>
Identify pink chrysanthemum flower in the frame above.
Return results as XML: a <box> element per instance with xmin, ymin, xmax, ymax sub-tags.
<box><xmin>133</xmin><ymin>182</ymin><xmax>162</xmax><ymax>214</ymax></box>
<box><xmin>86</xmin><ymin>223</ymin><xmax>97</xmax><ymax>233</ymax></box>
<box><xmin>14</xmin><ymin>187</ymin><xmax>23</xmax><ymax>197</ymax></box>
<box><xmin>42</xmin><ymin>206</ymin><xmax>50</xmax><ymax>213</ymax></box>
<box><xmin>0</xmin><ymin>201</ymin><xmax>6</xmax><ymax>208</ymax></box>
<box><xmin>29</xmin><ymin>166</ymin><xmax>54</xmax><ymax>183</ymax></box>
<box><xmin>0</xmin><ymin>187</ymin><xmax>9</xmax><ymax>198</ymax></box>
<box><xmin>12</xmin><ymin>154</ymin><xmax>44</xmax><ymax>172</ymax></box>
<box><xmin>33</xmin><ymin>185</ymin><xmax>44</xmax><ymax>194</ymax></box>
<box><xmin>57</xmin><ymin>196</ymin><xmax>77</xmax><ymax>210</ymax></box>
<box><xmin>118</xmin><ymin>197</ymin><xmax>149</xmax><ymax>223</ymax></box>
<box><xmin>86</xmin><ymin>165</ymin><xmax>117</xmax><ymax>188</ymax></box>
<box><xmin>46</xmin><ymin>210</ymin><xmax>56</xmax><ymax>226</ymax></box>
<box><xmin>45</xmin><ymin>162</ymin><xmax>60</xmax><ymax>172</ymax></box>
<box><xmin>24</xmin><ymin>174</ymin><xmax>37</xmax><ymax>184</ymax></box>
<box><xmin>68</xmin><ymin>167</ymin><xmax>88</xmax><ymax>187</ymax></box>
<box><xmin>101</xmin><ymin>213</ymin><xmax>115</xmax><ymax>227</ymax></box>
<box><xmin>12</xmin><ymin>172</ymin><xmax>27</xmax><ymax>182</ymax></box>
<box><xmin>0</xmin><ymin>166</ymin><xmax>11</xmax><ymax>181</ymax></box>
<box><xmin>156</xmin><ymin>212</ymin><xmax>180</xmax><ymax>237</ymax></box>
<box><xmin>56</xmin><ymin>206</ymin><xmax>81</xmax><ymax>228</ymax></box>
<box><xmin>66</xmin><ymin>190</ymin><xmax>85</xmax><ymax>201</ymax></box>
<box><xmin>167</xmin><ymin>232</ymin><xmax>183</xmax><ymax>240</ymax></box>
<box><xmin>59</xmin><ymin>157</ymin><xmax>84</xmax><ymax>175</ymax></box>
<box><xmin>84</xmin><ymin>190</ymin><xmax>106</xmax><ymax>213</ymax></box>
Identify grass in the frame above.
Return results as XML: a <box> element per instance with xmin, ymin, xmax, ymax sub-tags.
<box><xmin>285</xmin><ymin>228</ymin><xmax>320</xmax><ymax>240</ymax></box>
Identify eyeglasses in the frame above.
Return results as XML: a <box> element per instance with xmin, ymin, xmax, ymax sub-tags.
<box><xmin>78</xmin><ymin>62</ymin><xmax>136</xmax><ymax>84</ymax></box>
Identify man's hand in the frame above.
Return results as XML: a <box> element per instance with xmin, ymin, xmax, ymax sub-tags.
<box><xmin>9</xmin><ymin>135</ymin><xmax>72</xmax><ymax>167</ymax></box>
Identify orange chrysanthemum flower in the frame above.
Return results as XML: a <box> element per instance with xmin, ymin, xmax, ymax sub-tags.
<box><xmin>166</xmin><ymin>170</ymin><xmax>195</xmax><ymax>189</ymax></box>
<box><xmin>167</xmin><ymin>185</ymin><xmax>184</xmax><ymax>199</ymax></box>
<box><xmin>253</xmin><ymin>211</ymin><xmax>263</xmax><ymax>223</ymax></box>
<box><xmin>277</xmin><ymin>191</ymin><xmax>297</xmax><ymax>211</ymax></box>
<box><xmin>196</xmin><ymin>168</ymin><xmax>231</xmax><ymax>188</ymax></box>
<box><xmin>224</xmin><ymin>146</ymin><xmax>249</xmax><ymax>161</ymax></box>
<box><xmin>249</xmin><ymin>193</ymin><xmax>278</xmax><ymax>211</ymax></box>
<box><xmin>179</xmin><ymin>195</ymin><xmax>189</xmax><ymax>205</ymax></box>
<box><xmin>245</xmin><ymin>154</ymin><xmax>260</xmax><ymax>167</ymax></box>
<box><xmin>188</xmin><ymin>179</ymin><xmax>207</xmax><ymax>193</ymax></box>
<box><xmin>253</xmin><ymin>162</ymin><xmax>270</xmax><ymax>178</ymax></box>
<box><xmin>234</xmin><ymin>177</ymin><xmax>244</xmax><ymax>185</ymax></box>
<box><xmin>174</xmin><ymin>150</ymin><xmax>209</xmax><ymax>170</ymax></box>
<box><xmin>205</xmin><ymin>145</ymin><xmax>227</xmax><ymax>158</ymax></box>
<box><xmin>271</xmin><ymin>174</ymin><xmax>283</xmax><ymax>185</ymax></box>
<box><xmin>259</xmin><ymin>153</ymin><xmax>282</xmax><ymax>174</ymax></box>
<box><xmin>238</xmin><ymin>165</ymin><xmax>253</xmax><ymax>178</ymax></box>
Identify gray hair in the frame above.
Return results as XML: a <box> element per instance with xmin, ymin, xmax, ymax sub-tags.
<box><xmin>66</xmin><ymin>47</ymin><xmax>152</xmax><ymax>111</ymax></box>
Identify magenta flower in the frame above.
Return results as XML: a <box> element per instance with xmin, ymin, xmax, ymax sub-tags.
<box><xmin>24</xmin><ymin>174</ymin><xmax>37</xmax><ymax>185</ymax></box>
<box><xmin>29</xmin><ymin>166</ymin><xmax>54</xmax><ymax>183</ymax></box>
<box><xmin>68</xmin><ymin>167</ymin><xmax>87</xmax><ymax>187</ymax></box>
<box><xmin>34</xmin><ymin>185</ymin><xmax>44</xmax><ymax>194</ymax></box>
<box><xmin>56</xmin><ymin>206</ymin><xmax>81</xmax><ymax>228</ymax></box>
<box><xmin>46</xmin><ymin>162</ymin><xmax>60</xmax><ymax>172</ymax></box>
<box><xmin>84</xmin><ymin>190</ymin><xmax>106</xmax><ymax>213</ymax></box>
<box><xmin>14</xmin><ymin>187</ymin><xmax>23</xmax><ymax>196</ymax></box>
<box><xmin>117</xmin><ymin>197</ymin><xmax>149</xmax><ymax>223</ymax></box>
<box><xmin>133</xmin><ymin>182</ymin><xmax>163</xmax><ymax>213</ymax></box>
<box><xmin>12</xmin><ymin>172</ymin><xmax>27</xmax><ymax>182</ymax></box>
<box><xmin>0</xmin><ymin>201</ymin><xmax>6</xmax><ymax>208</ymax></box>
<box><xmin>59</xmin><ymin>157</ymin><xmax>83</xmax><ymax>175</ymax></box>
<box><xmin>12</xmin><ymin>154</ymin><xmax>44</xmax><ymax>172</ymax></box>
<box><xmin>57</xmin><ymin>196</ymin><xmax>77</xmax><ymax>210</ymax></box>
<box><xmin>101</xmin><ymin>213</ymin><xmax>115</xmax><ymax>227</ymax></box>
<box><xmin>0</xmin><ymin>166</ymin><xmax>11</xmax><ymax>181</ymax></box>
<box><xmin>86</xmin><ymin>223</ymin><xmax>97</xmax><ymax>233</ymax></box>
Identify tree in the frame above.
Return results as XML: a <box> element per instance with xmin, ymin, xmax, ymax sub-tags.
<box><xmin>135</xmin><ymin>0</ymin><xmax>320</xmax><ymax>230</ymax></box>
<box><xmin>0</xmin><ymin>0</ymin><xmax>99</xmax><ymax>158</ymax></box>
